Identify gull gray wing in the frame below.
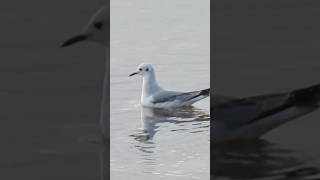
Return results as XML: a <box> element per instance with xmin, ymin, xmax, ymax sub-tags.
<box><xmin>152</xmin><ymin>89</ymin><xmax>210</xmax><ymax>104</ymax></box>
<box><xmin>214</xmin><ymin>84</ymin><xmax>320</xmax><ymax>141</ymax></box>
<box><xmin>215</xmin><ymin>84</ymin><xmax>320</xmax><ymax>127</ymax></box>
<box><xmin>214</xmin><ymin>93</ymin><xmax>291</xmax><ymax>128</ymax></box>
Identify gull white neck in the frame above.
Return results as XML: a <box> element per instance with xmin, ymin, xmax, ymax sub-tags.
<box><xmin>142</xmin><ymin>72</ymin><xmax>162</xmax><ymax>97</ymax></box>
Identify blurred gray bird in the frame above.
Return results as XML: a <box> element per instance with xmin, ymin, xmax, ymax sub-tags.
<box><xmin>213</xmin><ymin>84</ymin><xmax>320</xmax><ymax>142</ymax></box>
<box><xmin>61</xmin><ymin>7</ymin><xmax>109</xmax><ymax>47</ymax></box>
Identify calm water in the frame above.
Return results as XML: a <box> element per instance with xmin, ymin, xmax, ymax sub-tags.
<box><xmin>110</xmin><ymin>0</ymin><xmax>210</xmax><ymax>179</ymax></box>
<box><xmin>0</xmin><ymin>0</ymin><xmax>106</xmax><ymax>179</ymax></box>
<box><xmin>214</xmin><ymin>0</ymin><xmax>320</xmax><ymax>179</ymax></box>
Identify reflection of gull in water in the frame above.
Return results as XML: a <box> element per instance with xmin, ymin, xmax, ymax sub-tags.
<box><xmin>213</xmin><ymin>84</ymin><xmax>320</xmax><ymax>142</ymax></box>
<box><xmin>61</xmin><ymin>7</ymin><xmax>109</xmax><ymax>47</ymax></box>
<box><xmin>213</xmin><ymin>140</ymin><xmax>320</xmax><ymax>180</ymax></box>
<box><xmin>131</xmin><ymin>106</ymin><xmax>210</xmax><ymax>143</ymax></box>
<box><xmin>131</xmin><ymin>106</ymin><xmax>210</xmax><ymax>175</ymax></box>
<box><xmin>129</xmin><ymin>63</ymin><xmax>210</xmax><ymax>108</ymax></box>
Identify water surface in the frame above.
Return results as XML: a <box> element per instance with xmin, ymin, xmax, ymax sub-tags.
<box><xmin>110</xmin><ymin>0</ymin><xmax>210</xmax><ymax>179</ymax></box>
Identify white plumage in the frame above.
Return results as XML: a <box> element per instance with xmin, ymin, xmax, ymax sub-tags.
<box><xmin>130</xmin><ymin>63</ymin><xmax>210</xmax><ymax>108</ymax></box>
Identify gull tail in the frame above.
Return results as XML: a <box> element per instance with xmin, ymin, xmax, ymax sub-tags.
<box><xmin>200</xmin><ymin>88</ymin><xmax>210</xmax><ymax>96</ymax></box>
<box><xmin>192</xmin><ymin>88</ymin><xmax>210</xmax><ymax>100</ymax></box>
<box><xmin>290</xmin><ymin>83</ymin><xmax>320</xmax><ymax>106</ymax></box>
<box><xmin>186</xmin><ymin>88</ymin><xmax>210</xmax><ymax>105</ymax></box>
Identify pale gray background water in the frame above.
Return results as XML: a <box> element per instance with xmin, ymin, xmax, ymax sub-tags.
<box><xmin>0</xmin><ymin>0</ymin><xmax>106</xmax><ymax>179</ymax></box>
<box><xmin>110</xmin><ymin>0</ymin><xmax>210</xmax><ymax>179</ymax></box>
<box><xmin>214</xmin><ymin>0</ymin><xmax>320</xmax><ymax>179</ymax></box>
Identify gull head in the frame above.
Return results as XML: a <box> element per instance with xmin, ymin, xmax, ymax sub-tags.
<box><xmin>61</xmin><ymin>7</ymin><xmax>108</xmax><ymax>48</ymax></box>
<box><xmin>129</xmin><ymin>63</ymin><xmax>155</xmax><ymax>77</ymax></box>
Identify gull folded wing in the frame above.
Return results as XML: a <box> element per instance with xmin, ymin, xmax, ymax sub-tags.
<box><xmin>152</xmin><ymin>89</ymin><xmax>210</xmax><ymax>104</ymax></box>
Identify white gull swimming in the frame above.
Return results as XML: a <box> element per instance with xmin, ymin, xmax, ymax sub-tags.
<box><xmin>129</xmin><ymin>63</ymin><xmax>210</xmax><ymax>108</ymax></box>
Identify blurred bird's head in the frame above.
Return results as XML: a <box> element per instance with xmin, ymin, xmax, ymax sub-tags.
<box><xmin>61</xmin><ymin>7</ymin><xmax>109</xmax><ymax>47</ymax></box>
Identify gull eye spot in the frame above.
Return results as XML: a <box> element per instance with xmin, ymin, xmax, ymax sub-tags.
<box><xmin>139</xmin><ymin>68</ymin><xmax>142</xmax><ymax>71</ymax></box>
<box><xmin>145</xmin><ymin>68</ymin><xmax>149</xmax><ymax>72</ymax></box>
<box><xmin>94</xmin><ymin>22</ymin><xmax>103</xmax><ymax>30</ymax></box>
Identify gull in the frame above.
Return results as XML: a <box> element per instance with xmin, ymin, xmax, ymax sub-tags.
<box><xmin>61</xmin><ymin>7</ymin><xmax>109</xmax><ymax>47</ymax></box>
<box><xmin>60</xmin><ymin>6</ymin><xmax>110</xmax><ymax>137</ymax></box>
<box><xmin>129</xmin><ymin>63</ymin><xmax>210</xmax><ymax>108</ymax></box>
<box><xmin>60</xmin><ymin>7</ymin><xmax>110</xmax><ymax>180</ymax></box>
<box><xmin>60</xmin><ymin>7</ymin><xmax>110</xmax><ymax>179</ymax></box>
<box><xmin>213</xmin><ymin>84</ymin><xmax>320</xmax><ymax>143</ymax></box>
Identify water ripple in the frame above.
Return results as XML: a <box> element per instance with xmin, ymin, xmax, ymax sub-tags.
<box><xmin>213</xmin><ymin>140</ymin><xmax>320</xmax><ymax>180</ymax></box>
<box><xmin>128</xmin><ymin>106</ymin><xmax>210</xmax><ymax>178</ymax></box>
